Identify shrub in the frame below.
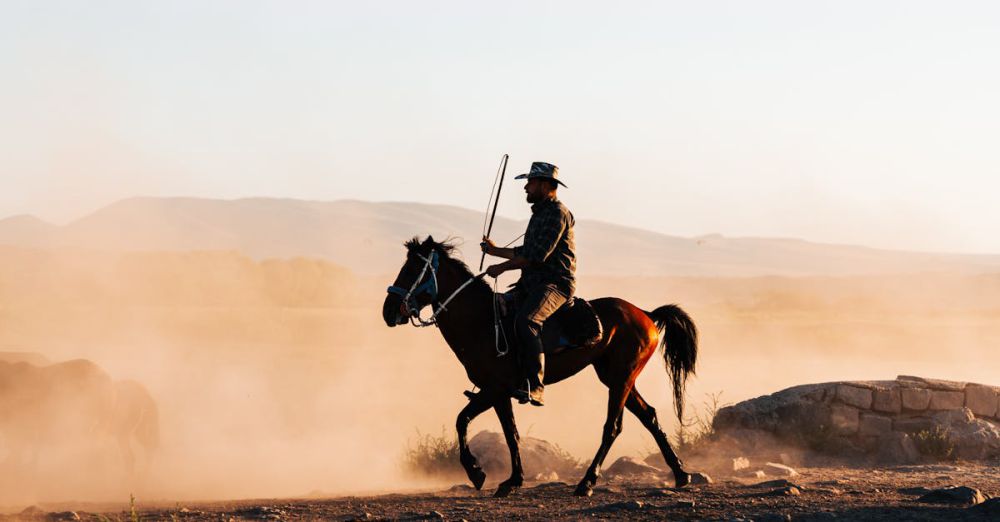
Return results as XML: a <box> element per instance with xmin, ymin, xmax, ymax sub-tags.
<box><xmin>401</xmin><ymin>427</ymin><xmax>464</xmax><ymax>478</ymax></box>
<box><xmin>914</xmin><ymin>426</ymin><xmax>955</xmax><ymax>461</ymax></box>
<box><xmin>671</xmin><ymin>392</ymin><xmax>727</xmax><ymax>454</ymax></box>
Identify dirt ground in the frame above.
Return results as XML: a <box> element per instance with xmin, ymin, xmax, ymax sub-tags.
<box><xmin>6</xmin><ymin>463</ymin><xmax>999</xmax><ymax>521</ymax></box>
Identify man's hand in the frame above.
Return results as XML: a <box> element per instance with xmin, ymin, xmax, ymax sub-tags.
<box><xmin>480</xmin><ymin>236</ymin><xmax>497</xmax><ymax>256</ymax></box>
<box><xmin>486</xmin><ymin>263</ymin><xmax>506</xmax><ymax>278</ymax></box>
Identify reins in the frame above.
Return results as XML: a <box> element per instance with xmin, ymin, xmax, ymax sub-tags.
<box><xmin>387</xmin><ymin>250</ymin><xmax>488</xmax><ymax>328</ymax></box>
<box><xmin>386</xmin><ymin>238</ymin><xmax>521</xmax><ymax>358</ymax></box>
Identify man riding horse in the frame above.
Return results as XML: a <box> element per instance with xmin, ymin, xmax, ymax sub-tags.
<box><xmin>480</xmin><ymin>161</ymin><xmax>574</xmax><ymax>407</ymax></box>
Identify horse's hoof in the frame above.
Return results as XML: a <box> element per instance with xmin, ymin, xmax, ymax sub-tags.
<box><xmin>470</xmin><ymin>468</ymin><xmax>486</xmax><ymax>490</ymax></box>
<box><xmin>573</xmin><ymin>483</ymin><xmax>593</xmax><ymax>497</ymax></box>
<box><xmin>674</xmin><ymin>470</ymin><xmax>691</xmax><ymax>488</ymax></box>
<box><xmin>494</xmin><ymin>482</ymin><xmax>519</xmax><ymax>498</ymax></box>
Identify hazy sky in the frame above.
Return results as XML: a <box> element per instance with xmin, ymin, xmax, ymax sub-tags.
<box><xmin>2</xmin><ymin>1</ymin><xmax>998</xmax><ymax>253</ymax></box>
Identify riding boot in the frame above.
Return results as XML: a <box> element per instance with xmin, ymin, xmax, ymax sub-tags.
<box><xmin>521</xmin><ymin>336</ymin><xmax>545</xmax><ymax>407</ymax></box>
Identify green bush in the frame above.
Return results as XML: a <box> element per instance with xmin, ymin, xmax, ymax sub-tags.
<box><xmin>914</xmin><ymin>426</ymin><xmax>955</xmax><ymax>461</ymax></box>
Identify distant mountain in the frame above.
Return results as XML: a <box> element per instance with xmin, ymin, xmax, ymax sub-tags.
<box><xmin>2</xmin><ymin>197</ymin><xmax>999</xmax><ymax>277</ymax></box>
<box><xmin>0</xmin><ymin>214</ymin><xmax>57</xmax><ymax>245</ymax></box>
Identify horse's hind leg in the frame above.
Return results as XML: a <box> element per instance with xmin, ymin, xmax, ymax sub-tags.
<box><xmin>626</xmin><ymin>387</ymin><xmax>690</xmax><ymax>487</ymax></box>
<box><xmin>456</xmin><ymin>391</ymin><xmax>493</xmax><ymax>490</ymax></box>
<box><xmin>574</xmin><ymin>381</ymin><xmax>631</xmax><ymax>497</ymax></box>
<box><xmin>492</xmin><ymin>397</ymin><xmax>524</xmax><ymax>497</ymax></box>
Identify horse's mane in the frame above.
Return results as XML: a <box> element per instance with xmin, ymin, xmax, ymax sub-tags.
<box><xmin>404</xmin><ymin>236</ymin><xmax>491</xmax><ymax>293</ymax></box>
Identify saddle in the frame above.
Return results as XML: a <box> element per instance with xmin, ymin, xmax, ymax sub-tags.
<box><xmin>499</xmin><ymin>295</ymin><xmax>604</xmax><ymax>355</ymax></box>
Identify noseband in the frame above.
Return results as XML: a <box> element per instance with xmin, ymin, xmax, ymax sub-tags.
<box><xmin>387</xmin><ymin>250</ymin><xmax>440</xmax><ymax>326</ymax></box>
<box><xmin>387</xmin><ymin>250</ymin><xmax>487</xmax><ymax>328</ymax></box>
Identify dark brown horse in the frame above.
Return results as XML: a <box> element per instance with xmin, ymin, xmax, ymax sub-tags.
<box><xmin>382</xmin><ymin>236</ymin><xmax>698</xmax><ymax>497</ymax></box>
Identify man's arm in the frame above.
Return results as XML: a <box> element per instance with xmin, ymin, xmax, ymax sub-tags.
<box><xmin>481</xmin><ymin>236</ymin><xmax>531</xmax><ymax>277</ymax></box>
<box><xmin>480</xmin><ymin>237</ymin><xmax>517</xmax><ymax>260</ymax></box>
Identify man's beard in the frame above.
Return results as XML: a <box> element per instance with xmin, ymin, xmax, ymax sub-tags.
<box><xmin>526</xmin><ymin>191</ymin><xmax>539</xmax><ymax>203</ymax></box>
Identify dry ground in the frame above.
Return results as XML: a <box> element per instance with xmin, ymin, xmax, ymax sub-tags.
<box><xmin>7</xmin><ymin>463</ymin><xmax>1000</xmax><ymax>521</ymax></box>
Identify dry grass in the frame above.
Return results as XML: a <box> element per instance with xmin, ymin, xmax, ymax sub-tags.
<box><xmin>401</xmin><ymin>427</ymin><xmax>464</xmax><ymax>479</ymax></box>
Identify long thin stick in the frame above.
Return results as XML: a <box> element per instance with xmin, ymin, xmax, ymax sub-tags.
<box><xmin>479</xmin><ymin>154</ymin><xmax>508</xmax><ymax>270</ymax></box>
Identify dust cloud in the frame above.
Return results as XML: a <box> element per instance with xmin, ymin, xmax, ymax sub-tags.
<box><xmin>0</xmin><ymin>244</ymin><xmax>998</xmax><ymax>510</ymax></box>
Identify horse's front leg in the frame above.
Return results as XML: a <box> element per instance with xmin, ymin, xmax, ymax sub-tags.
<box><xmin>492</xmin><ymin>397</ymin><xmax>524</xmax><ymax>497</ymax></box>
<box><xmin>457</xmin><ymin>390</ymin><xmax>494</xmax><ymax>490</ymax></box>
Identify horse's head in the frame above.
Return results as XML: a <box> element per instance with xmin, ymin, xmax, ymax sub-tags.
<box><xmin>383</xmin><ymin>235</ymin><xmax>447</xmax><ymax>327</ymax></box>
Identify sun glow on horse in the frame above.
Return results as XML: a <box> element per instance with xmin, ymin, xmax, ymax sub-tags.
<box><xmin>382</xmin><ymin>235</ymin><xmax>699</xmax><ymax>497</ymax></box>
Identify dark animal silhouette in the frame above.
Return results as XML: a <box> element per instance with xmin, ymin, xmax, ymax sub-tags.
<box><xmin>383</xmin><ymin>237</ymin><xmax>698</xmax><ymax>497</ymax></box>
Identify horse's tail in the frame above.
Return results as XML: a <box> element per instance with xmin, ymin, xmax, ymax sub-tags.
<box><xmin>645</xmin><ymin>304</ymin><xmax>698</xmax><ymax>423</ymax></box>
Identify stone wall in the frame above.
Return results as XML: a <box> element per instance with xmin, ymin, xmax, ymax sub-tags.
<box><xmin>713</xmin><ymin>376</ymin><xmax>1000</xmax><ymax>463</ymax></box>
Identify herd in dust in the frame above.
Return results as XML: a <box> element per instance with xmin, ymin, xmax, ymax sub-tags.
<box><xmin>0</xmin><ymin>352</ymin><xmax>158</xmax><ymax>483</ymax></box>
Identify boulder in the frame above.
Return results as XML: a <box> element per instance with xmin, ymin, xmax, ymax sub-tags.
<box><xmin>604</xmin><ymin>456</ymin><xmax>662</xmax><ymax>478</ymax></box>
<box><xmin>689</xmin><ymin>472</ymin><xmax>713</xmax><ymax>484</ymax></box>
<box><xmin>965</xmin><ymin>384</ymin><xmax>999</xmax><ymax>418</ymax></box>
<box><xmin>468</xmin><ymin>431</ymin><xmax>579</xmax><ymax>478</ymax></box>
<box><xmin>876</xmin><ymin>432</ymin><xmax>919</xmax><ymax>464</ymax></box>
<box><xmin>829</xmin><ymin>404</ymin><xmax>860</xmax><ymax>434</ymax></box>
<box><xmin>858</xmin><ymin>414</ymin><xmax>893</xmax><ymax>436</ymax></box>
<box><xmin>917</xmin><ymin>486</ymin><xmax>987</xmax><ymax>506</ymax></box>
<box><xmin>763</xmin><ymin>462</ymin><xmax>798</xmax><ymax>477</ymax></box>
<box><xmin>901</xmin><ymin>388</ymin><xmax>932</xmax><ymax>411</ymax></box>
<box><xmin>713</xmin><ymin>377</ymin><xmax>1000</xmax><ymax>463</ymax></box>
<box><xmin>836</xmin><ymin>385</ymin><xmax>873</xmax><ymax>409</ymax></box>
<box><xmin>929</xmin><ymin>391</ymin><xmax>965</xmax><ymax>410</ymax></box>
<box><xmin>969</xmin><ymin>497</ymin><xmax>1000</xmax><ymax>516</ymax></box>
<box><xmin>872</xmin><ymin>388</ymin><xmax>902</xmax><ymax>413</ymax></box>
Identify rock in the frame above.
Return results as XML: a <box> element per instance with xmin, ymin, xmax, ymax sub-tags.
<box><xmin>901</xmin><ymin>388</ymin><xmax>932</xmax><ymax>411</ymax></box>
<box><xmin>428</xmin><ymin>511</ymin><xmax>445</xmax><ymax>519</ymax></box>
<box><xmin>917</xmin><ymin>486</ymin><xmax>987</xmax><ymax>506</ymax></box>
<box><xmin>45</xmin><ymin>513</ymin><xmax>80</xmax><ymax>521</ymax></box>
<box><xmin>764</xmin><ymin>486</ymin><xmax>801</xmax><ymax>496</ymax></box>
<box><xmin>968</xmin><ymin>497</ymin><xmax>1000</xmax><ymax>515</ymax></box>
<box><xmin>737</xmin><ymin>469</ymin><xmax>767</xmax><ymax>479</ymax></box>
<box><xmin>690</xmin><ymin>472</ymin><xmax>713</xmax><ymax>484</ymax></box>
<box><xmin>898</xmin><ymin>486</ymin><xmax>932</xmax><ymax>495</ymax></box>
<box><xmin>763</xmin><ymin>462</ymin><xmax>798</xmax><ymax>477</ymax></box>
<box><xmin>732</xmin><ymin>456</ymin><xmax>750</xmax><ymax>471</ymax></box>
<box><xmin>945</xmin><ymin>417</ymin><xmax>1000</xmax><ymax>460</ymax></box>
<box><xmin>966</xmin><ymin>384</ymin><xmax>1000</xmax><ymax>418</ymax></box>
<box><xmin>892</xmin><ymin>417</ymin><xmax>934</xmax><ymax>434</ymax></box>
<box><xmin>876</xmin><ymin>432</ymin><xmax>919</xmax><ymax>464</ymax></box>
<box><xmin>929</xmin><ymin>391</ymin><xmax>965</xmax><ymax>410</ymax></box>
<box><xmin>898</xmin><ymin>376</ymin><xmax>966</xmax><ymax>391</ymax></box>
<box><xmin>237</xmin><ymin>507</ymin><xmax>284</xmax><ymax>520</ymax></box>
<box><xmin>675</xmin><ymin>500</ymin><xmax>696</xmax><ymax>508</ymax></box>
<box><xmin>468</xmin><ymin>430</ymin><xmax>579</xmax><ymax>478</ymax></box>
<box><xmin>532</xmin><ymin>471</ymin><xmax>559</xmax><ymax>482</ymax></box>
<box><xmin>829</xmin><ymin>404</ymin><xmax>860</xmax><ymax>433</ymax></box>
<box><xmin>872</xmin><ymin>388</ymin><xmax>902</xmax><ymax>413</ymax></box>
<box><xmin>836</xmin><ymin>385</ymin><xmax>873</xmax><ymax>409</ymax></box>
<box><xmin>604</xmin><ymin>456</ymin><xmax>662</xmax><ymax>477</ymax></box>
<box><xmin>20</xmin><ymin>506</ymin><xmax>45</xmax><ymax>516</ymax></box>
<box><xmin>858</xmin><ymin>414</ymin><xmax>893</xmax><ymax>436</ymax></box>
<box><xmin>586</xmin><ymin>501</ymin><xmax>644</xmax><ymax>513</ymax></box>
<box><xmin>933</xmin><ymin>408</ymin><xmax>975</xmax><ymax>426</ymax></box>
<box><xmin>752</xmin><ymin>479</ymin><xmax>803</xmax><ymax>489</ymax></box>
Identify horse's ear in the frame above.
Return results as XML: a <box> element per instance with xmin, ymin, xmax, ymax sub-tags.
<box><xmin>424</xmin><ymin>235</ymin><xmax>435</xmax><ymax>246</ymax></box>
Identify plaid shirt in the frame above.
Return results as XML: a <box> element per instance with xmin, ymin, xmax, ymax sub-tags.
<box><xmin>513</xmin><ymin>197</ymin><xmax>576</xmax><ymax>294</ymax></box>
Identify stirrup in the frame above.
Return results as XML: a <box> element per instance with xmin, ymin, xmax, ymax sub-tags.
<box><xmin>513</xmin><ymin>379</ymin><xmax>531</xmax><ymax>404</ymax></box>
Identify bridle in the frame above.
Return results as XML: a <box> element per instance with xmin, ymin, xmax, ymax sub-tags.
<box><xmin>386</xmin><ymin>250</ymin><xmax>486</xmax><ymax>328</ymax></box>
